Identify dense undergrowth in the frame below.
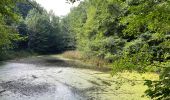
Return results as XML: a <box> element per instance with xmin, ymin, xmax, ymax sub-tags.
<box><xmin>0</xmin><ymin>50</ymin><xmax>36</xmax><ymax>61</ymax></box>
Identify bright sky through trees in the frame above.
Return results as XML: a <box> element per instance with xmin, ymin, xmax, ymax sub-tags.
<box><xmin>35</xmin><ymin>0</ymin><xmax>81</xmax><ymax>16</ymax></box>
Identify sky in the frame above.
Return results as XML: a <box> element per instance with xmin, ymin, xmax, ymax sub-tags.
<box><xmin>35</xmin><ymin>0</ymin><xmax>81</xmax><ymax>16</ymax></box>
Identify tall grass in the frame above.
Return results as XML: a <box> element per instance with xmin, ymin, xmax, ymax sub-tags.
<box><xmin>62</xmin><ymin>50</ymin><xmax>82</xmax><ymax>60</ymax></box>
<box><xmin>62</xmin><ymin>51</ymin><xmax>111</xmax><ymax>71</ymax></box>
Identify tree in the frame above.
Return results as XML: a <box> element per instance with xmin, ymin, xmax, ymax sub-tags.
<box><xmin>63</xmin><ymin>0</ymin><xmax>124</xmax><ymax>62</ymax></box>
<box><xmin>26</xmin><ymin>9</ymin><xmax>67</xmax><ymax>53</ymax></box>
<box><xmin>63</xmin><ymin>0</ymin><xmax>170</xmax><ymax>99</ymax></box>
<box><xmin>0</xmin><ymin>0</ymin><xmax>22</xmax><ymax>60</ymax></box>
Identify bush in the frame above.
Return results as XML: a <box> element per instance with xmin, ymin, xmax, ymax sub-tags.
<box><xmin>0</xmin><ymin>50</ymin><xmax>36</xmax><ymax>61</ymax></box>
<box><xmin>145</xmin><ymin>61</ymin><xmax>170</xmax><ymax>100</ymax></box>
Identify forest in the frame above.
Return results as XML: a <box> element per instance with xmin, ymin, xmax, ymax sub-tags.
<box><xmin>0</xmin><ymin>0</ymin><xmax>170</xmax><ymax>99</ymax></box>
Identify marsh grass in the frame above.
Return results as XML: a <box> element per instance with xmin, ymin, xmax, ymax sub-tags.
<box><xmin>62</xmin><ymin>51</ymin><xmax>82</xmax><ymax>60</ymax></box>
<box><xmin>62</xmin><ymin>51</ymin><xmax>111</xmax><ymax>71</ymax></box>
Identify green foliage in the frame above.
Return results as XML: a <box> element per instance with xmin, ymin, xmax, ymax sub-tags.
<box><xmin>66</xmin><ymin>0</ymin><xmax>170</xmax><ymax>99</ymax></box>
<box><xmin>26</xmin><ymin>9</ymin><xmax>70</xmax><ymax>53</ymax></box>
<box><xmin>0</xmin><ymin>0</ymin><xmax>39</xmax><ymax>59</ymax></box>
<box><xmin>0</xmin><ymin>0</ymin><xmax>73</xmax><ymax>59</ymax></box>
<box><xmin>145</xmin><ymin>61</ymin><xmax>170</xmax><ymax>100</ymax></box>
<box><xmin>64</xmin><ymin>0</ymin><xmax>123</xmax><ymax>59</ymax></box>
<box><xmin>0</xmin><ymin>0</ymin><xmax>20</xmax><ymax>21</ymax></box>
<box><xmin>16</xmin><ymin>1</ymin><xmax>33</xmax><ymax>18</ymax></box>
<box><xmin>0</xmin><ymin>0</ymin><xmax>170</xmax><ymax>98</ymax></box>
<box><xmin>0</xmin><ymin>15</ymin><xmax>20</xmax><ymax>60</ymax></box>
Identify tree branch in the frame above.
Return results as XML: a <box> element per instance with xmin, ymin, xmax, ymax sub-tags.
<box><xmin>25</xmin><ymin>0</ymin><xmax>42</xmax><ymax>13</ymax></box>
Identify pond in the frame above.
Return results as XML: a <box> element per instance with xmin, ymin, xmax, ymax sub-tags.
<box><xmin>0</xmin><ymin>56</ymin><xmax>151</xmax><ymax>100</ymax></box>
